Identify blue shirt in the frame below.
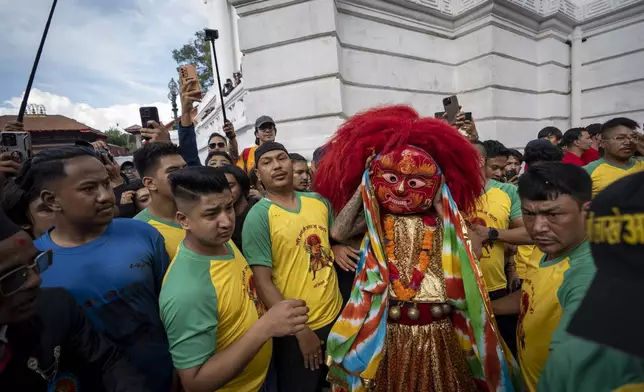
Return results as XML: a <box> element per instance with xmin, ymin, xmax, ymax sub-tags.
<box><xmin>35</xmin><ymin>218</ymin><xmax>173</xmax><ymax>392</ymax></box>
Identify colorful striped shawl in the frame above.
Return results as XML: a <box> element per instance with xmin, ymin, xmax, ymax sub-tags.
<box><xmin>326</xmin><ymin>170</ymin><xmax>522</xmax><ymax>391</ymax></box>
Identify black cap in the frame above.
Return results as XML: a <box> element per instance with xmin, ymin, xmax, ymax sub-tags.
<box><xmin>568</xmin><ymin>171</ymin><xmax>644</xmax><ymax>359</ymax></box>
<box><xmin>255</xmin><ymin>141</ymin><xmax>288</xmax><ymax>164</ymax></box>
<box><xmin>289</xmin><ymin>153</ymin><xmax>307</xmax><ymax>162</ymax></box>
<box><xmin>525</xmin><ymin>139</ymin><xmax>552</xmax><ymax>150</ymax></box>
<box><xmin>255</xmin><ymin>115</ymin><xmax>275</xmax><ymax>130</ymax></box>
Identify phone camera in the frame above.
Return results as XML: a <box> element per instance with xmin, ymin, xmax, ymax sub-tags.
<box><xmin>443</xmin><ymin>97</ymin><xmax>452</xmax><ymax>105</ymax></box>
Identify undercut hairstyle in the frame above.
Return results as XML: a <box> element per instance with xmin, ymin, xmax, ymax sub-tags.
<box><xmin>600</xmin><ymin>117</ymin><xmax>639</xmax><ymax>136</ymax></box>
<box><xmin>208</xmin><ymin>132</ymin><xmax>227</xmax><ymax>145</ymax></box>
<box><xmin>524</xmin><ymin>140</ymin><xmax>563</xmax><ymax>166</ymax></box>
<box><xmin>586</xmin><ymin>123</ymin><xmax>602</xmax><ymax>137</ymax></box>
<box><xmin>518</xmin><ymin>162</ymin><xmax>592</xmax><ymax>205</ymax></box>
<box><xmin>220</xmin><ymin>165</ymin><xmax>251</xmax><ymax>197</ymax></box>
<box><xmin>205</xmin><ymin>151</ymin><xmax>234</xmax><ymax>166</ymax></box>
<box><xmin>168</xmin><ymin>166</ymin><xmax>230</xmax><ymax>205</ymax></box>
<box><xmin>289</xmin><ymin>153</ymin><xmax>308</xmax><ymax>163</ymax></box>
<box><xmin>15</xmin><ymin>145</ymin><xmax>97</xmax><ymax>196</ymax></box>
<box><xmin>482</xmin><ymin>140</ymin><xmax>509</xmax><ymax>159</ymax></box>
<box><xmin>537</xmin><ymin>126</ymin><xmax>563</xmax><ymax>140</ymax></box>
<box><xmin>1</xmin><ymin>181</ymin><xmax>33</xmax><ymax>228</ymax></box>
<box><xmin>560</xmin><ymin>128</ymin><xmax>585</xmax><ymax>148</ymax></box>
<box><xmin>471</xmin><ymin>140</ymin><xmax>487</xmax><ymax>160</ymax></box>
<box><xmin>507</xmin><ymin>149</ymin><xmax>524</xmax><ymax>162</ymax></box>
<box><xmin>133</xmin><ymin>142</ymin><xmax>181</xmax><ymax>178</ymax></box>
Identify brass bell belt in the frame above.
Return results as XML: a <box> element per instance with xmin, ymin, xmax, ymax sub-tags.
<box><xmin>387</xmin><ymin>300</ymin><xmax>453</xmax><ymax>326</ymax></box>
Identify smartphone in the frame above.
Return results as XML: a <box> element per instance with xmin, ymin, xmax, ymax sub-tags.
<box><xmin>0</xmin><ymin>132</ymin><xmax>32</xmax><ymax>164</ymax></box>
<box><xmin>178</xmin><ymin>64</ymin><xmax>202</xmax><ymax>95</ymax></box>
<box><xmin>434</xmin><ymin>111</ymin><xmax>445</xmax><ymax>119</ymax></box>
<box><xmin>442</xmin><ymin>95</ymin><xmax>460</xmax><ymax>124</ymax></box>
<box><xmin>139</xmin><ymin>107</ymin><xmax>160</xmax><ymax>141</ymax></box>
<box><xmin>464</xmin><ymin>112</ymin><xmax>472</xmax><ymax>121</ymax></box>
<box><xmin>505</xmin><ymin>169</ymin><xmax>518</xmax><ymax>182</ymax></box>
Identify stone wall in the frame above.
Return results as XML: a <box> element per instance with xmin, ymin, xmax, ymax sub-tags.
<box><xmin>228</xmin><ymin>0</ymin><xmax>644</xmax><ymax>155</ymax></box>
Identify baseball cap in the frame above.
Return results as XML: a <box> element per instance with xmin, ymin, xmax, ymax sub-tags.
<box><xmin>567</xmin><ymin>171</ymin><xmax>644</xmax><ymax>359</ymax></box>
<box><xmin>255</xmin><ymin>115</ymin><xmax>275</xmax><ymax>130</ymax></box>
<box><xmin>255</xmin><ymin>141</ymin><xmax>288</xmax><ymax>164</ymax></box>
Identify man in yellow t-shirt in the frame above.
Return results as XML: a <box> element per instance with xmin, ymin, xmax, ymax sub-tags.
<box><xmin>243</xmin><ymin>142</ymin><xmax>343</xmax><ymax>392</ymax></box>
<box><xmin>237</xmin><ymin>115</ymin><xmax>277</xmax><ymax>174</ymax></box>
<box><xmin>160</xmin><ymin>166</ymin><xmax>308</xmax><ymax>392</ymax></box>
<box><xmin>470</xmin><ymin>140</ymin><xmax>532</xmax><ymax>357</ymax></box>
<box><xmin>133</xmin><ymin>142</ymin><xmax>187</xmax><ymax>259</ymax></box>
<box><xmin>492</xmin><ymin>162</ymin><xmax>593</xmax><ymax>392</ymax></box>
<box><xmin>583</xmin><ymin>117</ymin><xmax>644</xmax><ymax>198</ymax></box>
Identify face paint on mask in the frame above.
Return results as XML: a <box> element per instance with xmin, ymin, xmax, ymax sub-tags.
<box><xmin>370</xmin><ymin>146</ymin><xmax>442</xmax><ymax>214</ymax></box>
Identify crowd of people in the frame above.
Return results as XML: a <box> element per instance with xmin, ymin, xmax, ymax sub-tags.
<box><xmin>0</xmin><ymin>75</ymin><xmax>643</xmax><ymax>392</ymax></box>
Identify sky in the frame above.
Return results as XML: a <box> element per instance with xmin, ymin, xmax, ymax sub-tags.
<box><xmin>0</xmin><ymin>0</ymin><xmax>209</xmax><ymax>130</ymax></box>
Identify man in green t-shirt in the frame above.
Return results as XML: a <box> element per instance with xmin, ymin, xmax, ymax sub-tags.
<box><xmin>159</xmin><ymin>166</ymin><xmax>308</xmax><ymax>392</ymax></box>
<box><xmin>547</xmin><ymin>171</ymin><xmax>644</xmax><ymax>391</ymax></box>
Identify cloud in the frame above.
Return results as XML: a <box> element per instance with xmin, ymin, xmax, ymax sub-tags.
<box><xmin>0</xmin><ymin>88</ymin><xmax>174</xmax><ymax>131</ymax></box>
<box><xmin>0</xmin><ymin>0</ymin><xmax>209</xmax><ymax>108</ymax></box>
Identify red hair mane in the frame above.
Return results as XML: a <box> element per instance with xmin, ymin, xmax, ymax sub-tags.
<box><xmin>313</xmin><ymin>105</ymin><xmax>483</xmax><ymax>215</ymax></box>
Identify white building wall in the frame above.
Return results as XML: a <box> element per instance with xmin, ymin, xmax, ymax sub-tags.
<box><xmin>221</xmin><ymin>0</ymin><xmax>644</xmax><ymax>157</ymax></box>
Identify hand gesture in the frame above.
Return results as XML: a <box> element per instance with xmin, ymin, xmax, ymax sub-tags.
<box><xmin>261</xmin><ymin>299</ymin><xmax>308</xmax><ymax>337</ymax></box>
<box><xmin>120</xmin><ymin>190</ymin><xmax>135</xmax><ymax>205</ymax></box>
<box><xmin>3</xmin><ymin>121</ymin><xmax>24</xmax><ymax>132</ymax></box>
<box><xmin>140</xmin><ymin>121</ymin><xmax>171</xmax><ymax>143</ymax></box>
<box><xmin>180</xmin><ymin>78</ymin><xmax>203</xmax><ymax>115</ymax></box>
<box><xmin>295</xmin><ymin>326</ymin><xmax>324</xmax><ymax>371</ymax></box>
<box><xmin>507</xmin><ymin>270</ymin><xmax>521</xmax><ymax>293</ymax></box>
<box><xmin>332</xmin><ymin>245</ymin><xmax>359</xmax><ymax>272</ymax></box>
<box><xmin>222</xmin><ymin>120</ymin><xmax>235</xmax><ymax>138</ymax></box>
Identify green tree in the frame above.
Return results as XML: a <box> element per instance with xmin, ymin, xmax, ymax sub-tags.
<box><xmin>105</xmin><ymin>127</ymin><xmax>137</xmax><ymax>152</ymax></box>
<box><xmin>172</xmin><ymin>31</ymin><xmax>214</xmax><ymax>92</ymax></box>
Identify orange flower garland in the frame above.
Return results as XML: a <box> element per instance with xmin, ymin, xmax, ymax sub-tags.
<box><xmin>384</xmin><ymin>215</ymin><xmax>434</xmax><ymax>300</ymax></box>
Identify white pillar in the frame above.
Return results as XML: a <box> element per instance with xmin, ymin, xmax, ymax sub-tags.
<box><xmin>229</xmin><ymin>5</ymin><xmax>241</xmax><ymax>72</ymax></box>
<box><xmin>570</xmin><ymin>26</ymin><xmax>583</xmax><ymax>127</ymax></box>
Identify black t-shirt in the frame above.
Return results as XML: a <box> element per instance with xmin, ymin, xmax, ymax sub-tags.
<box><xmin>232</xmin><ymin>199</ymin><xmax>256</xmax><ymax>253</ymax></box>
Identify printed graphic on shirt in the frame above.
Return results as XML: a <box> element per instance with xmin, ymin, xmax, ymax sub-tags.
<box><xmin>48</xmin><ymin>372</ymin><xmax>79</xmax><ymax>392</ymax></box>
<box><xmin>242</xmin><ymin>265</ymin><xmax>265</xmax><ymax>317</ymax></box>
<box><xmin>304</xmin><ymin>233</ymin><xmax>333</xmax><ymax>280</ymax></box>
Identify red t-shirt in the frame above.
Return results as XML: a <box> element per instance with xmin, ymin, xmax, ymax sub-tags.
<box><xmin>581</xmin><ymin>147</ymin><xmax>600</xmax><ymax>165</ymax></box>
<box><xmin>562</xmin><ymin>151</ymin><xmax>584</xmax><ymax>166</ymax></box>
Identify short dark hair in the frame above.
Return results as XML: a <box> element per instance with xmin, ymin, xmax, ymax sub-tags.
<box><xmin>133</xmin><ymin>142</ymin><xmax>181</xmax><ymax>177</ymax></box>
<box><xmin>586</xmin><ymin>123</ymin><xmax>602</xmax><ymax>137</ymax></box>
<box><xmin>125</xmin><ymin>179</ymin><xmax>144</xmax><ymax>192</ymax></box>
<box><xmin>168</xmin><ymin>166</ymin><xmax>230</xmax><ymax>203</ymax></box>
<box><xmin>524</xmin><ymin>139</ymin><xmax>564</xmax><ymax>166</ymax></box>
<box><xmin>601</xmin><ymin>117</ymin><xmax>640</xmax><ymax>136</ymax></box>
<box><xmin>289</xmin><ymin>153</ymin><xmax>308</xmax><ymax>163</ymax></box>
<box><xmin>312</xmin><ymin>146</ymin><xmax>327</xmax><ymax>165</ymax></box>
<box><xmin>249</xmin><ymin>166</ymin><xmax>260</xmax><ymax>187</ymax></box>
<box><xmin>471</xmin><ymin>140</ymin><xmax>487</xmax><ymax>160</ymax></box>
<box><xmin>537</xmin><ymin>126</ymin><xmax>563</xmax><ymax>140</ymax></box>
<box><xmin>560</xmin><ymin>128</ymin><xmax>586</xmax><ymax>148</ymax></box>
<box><xmin>507</xmin><ymin>149</ymin><xmax>524</xmax><ymax>162</ymax></box>
<box><xmin>220</xmin><ymin>165</ymin><xmax>251</xmax><ymax>197</ymax></box>
<box><xmin>208</xmin><ymin>132</ymin><xmax>227</xmax><ymax>145</ymax></box>
<box><xmin>518</xmin><ymin>162</ymin><xmax>592</xmax><ymax>204</ymax></box>
<box><xmin>15</xmin><ymin>145</ymin><xmax>97</xmax><ymax>196</ymax></box>
<box><xmin>482</xmin><ymin>140</ymin><xmax>509</xmax><ymax>159</ymax></box>
<box><xmin>1</xmin><ymin>181</ymin><xmax>33</xmax><ymax>227</ymax></box>
<box><xmin>205</xmin><ymin>151</ymin><xmax>234</xmax><ymax>166</ymax></box>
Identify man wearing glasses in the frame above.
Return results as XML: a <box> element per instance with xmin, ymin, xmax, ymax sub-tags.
<box><xmin>237</xmin><ymin>116</ymin><xmax>278</xmax><ymax>174</ymax></box>
<box><xmin>207</xmin><ymin>120</ymin><xmax>240</xmax><ymax>163</ymax></box>
<box><xmin>0</xmin><ymin>211</ymin><xmax>149</xmax><ymax>391</ymax></box>
<box><xmin>583</xmin><ymin>117</ymin><xmax>644</xmax><ymax>198</ymax></box>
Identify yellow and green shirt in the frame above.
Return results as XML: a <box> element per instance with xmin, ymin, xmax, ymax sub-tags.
<box><xmin>517</xmin><ymin>243</ymin><xmax>578</xmax><ymax>391</ymax></box>
<box><xmin>134</xmin><ymin>208</ymin><xmax>185</xmax><ymax>259</ymax></box>
<box><xmin>159</xmin><ymin>242</ymin><xmax>271</xmax><ymax>392</ymax></box>
<box><xmin>536</xmin><ymin>241</ymin><xmax>644</xmax><ymax>391</ymax></box>
<box><xmin>584</xmin><ymin>158</ymin><xmax>644</xmax><ymax>198</ymax></box>
<box><xmin>473</xmin><ymin>180</ymin><xmax>522</xmax><ymax>292</ymax></box>
<box><xmin>242</xmin><ymin>191</ymin><xmax>342</xmax><ymax>331</ymax></box>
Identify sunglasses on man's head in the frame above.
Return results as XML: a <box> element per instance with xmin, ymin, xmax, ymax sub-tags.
<box><xmin>209</xmin><ymin>142</ymin><xmax>226</xmax><ymax>149</ymax></box>
<box><xmin>0</xmin><ymin>249</ymin><xmax>53</xmax><ymax>297</ymax></box>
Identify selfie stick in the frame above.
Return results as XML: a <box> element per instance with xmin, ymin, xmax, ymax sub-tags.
<box><xmin>17</xmin><ymin>0</ymin><xmax>59</xmax><ymax>123</ymax></box>
<box><xmin>204</xmin><ymin>29</ymin><xmax>228</xmax><ymax>123</ymax></box>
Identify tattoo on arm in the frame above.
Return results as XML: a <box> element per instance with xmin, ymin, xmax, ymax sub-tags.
<box><xmin>331</xmin><ymin>186</ymin><xmax>366</xmax><ymax>242</ymax></box>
